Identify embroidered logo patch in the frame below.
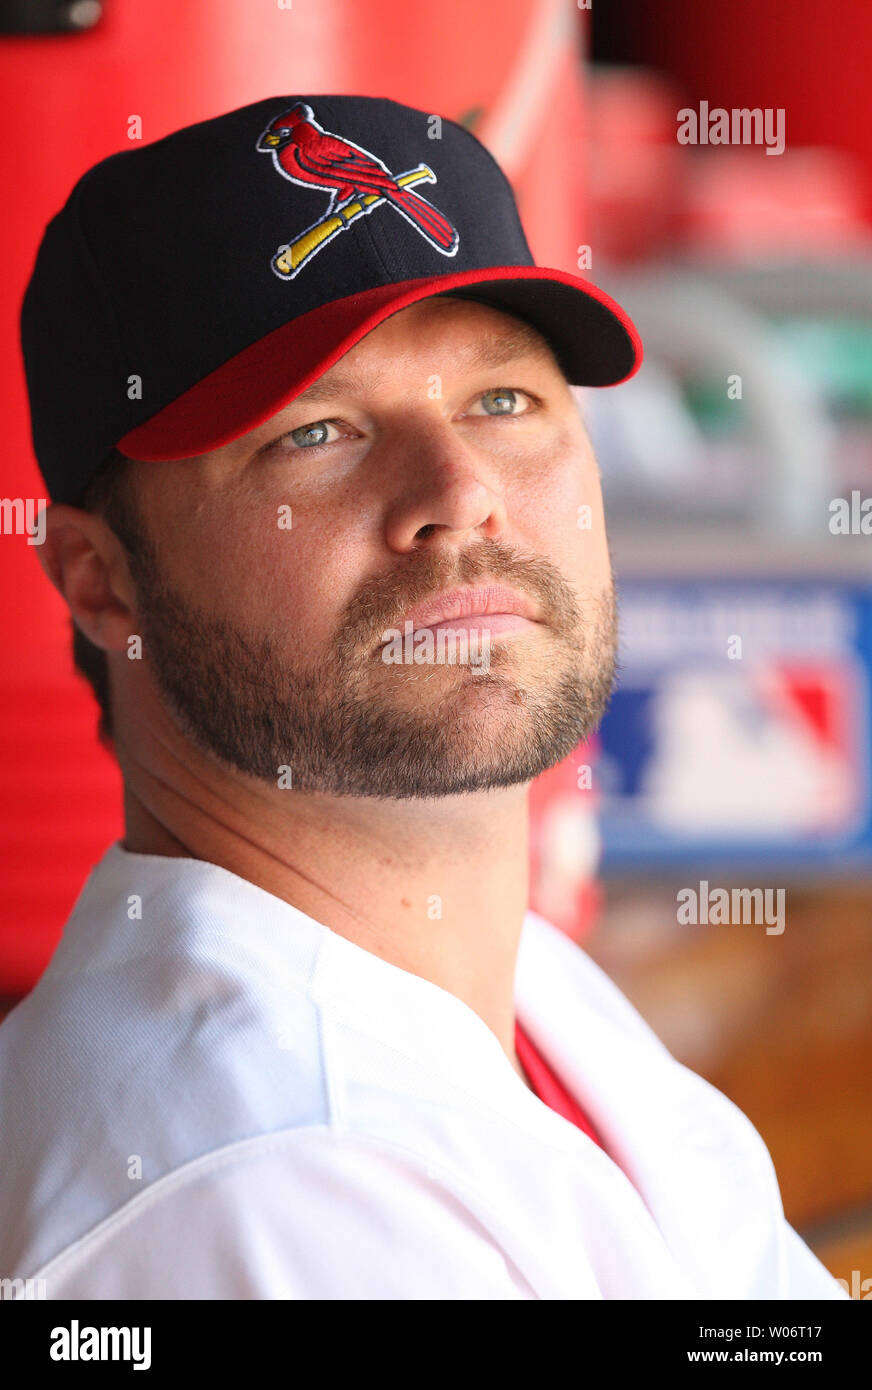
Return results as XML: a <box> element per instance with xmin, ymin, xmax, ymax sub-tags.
<box><xmin>256</xmin><ymin>102</ymin><xmax>460</xmax><ymax>280</ymax></box>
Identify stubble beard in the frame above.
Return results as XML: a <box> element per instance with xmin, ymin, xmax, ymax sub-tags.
<box><xmin>124</xmin><ymin>529</ymin><xmax>618</xmax><ymax>800</ymax></box>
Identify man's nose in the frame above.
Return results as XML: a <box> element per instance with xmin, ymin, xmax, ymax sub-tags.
<box><xmin>380</xmin><ymin>417</ymin><xmax>510</xmax><ymax>552</ymax></box>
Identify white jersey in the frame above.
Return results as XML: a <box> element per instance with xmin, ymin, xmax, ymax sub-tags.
<box><xmin>0</xmin><ymin>842</ymin><xmax>846</xmax><ymax>1300</ymax></box>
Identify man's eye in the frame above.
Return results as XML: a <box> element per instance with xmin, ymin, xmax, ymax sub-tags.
<box><xmin>288</xmin><ymin>420</ymin><xmax>339</xmax><ymax>449</ymax></box>
<box><xmin>469</xmin><ymin>388</ymin><xmax>531</xmax><ymax>417</ymax></box>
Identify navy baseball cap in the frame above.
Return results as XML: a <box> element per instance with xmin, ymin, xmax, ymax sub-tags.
<box><xmin>20</xmin><ymin>94</ymin><xmax>642</xmax><ymax>507</ymax></box>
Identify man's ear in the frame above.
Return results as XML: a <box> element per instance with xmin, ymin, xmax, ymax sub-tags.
<box><xmin>36</xmin><ymin>503</ymin><xmax>136</xmax><ymax>655</ymax></box>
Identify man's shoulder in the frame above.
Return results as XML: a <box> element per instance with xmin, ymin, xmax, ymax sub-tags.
<box><xmin>0</xmin><ymin>852</ymin><xmax>335</xmax><ymax>1277</ymax></box>
<box><xmin>23</xmin><ymin>1124</ymin><xmax>534</xmax><ymax>1299</ymax></box>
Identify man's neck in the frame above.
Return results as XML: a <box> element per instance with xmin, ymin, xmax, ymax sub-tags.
<box><xmin>121</xmin><ymin>758</ymin><xmax>533</xmax><ymax>1082</ymax></box>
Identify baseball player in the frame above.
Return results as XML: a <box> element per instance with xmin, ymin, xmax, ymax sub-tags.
<box><xmin>2</xmin><ymin>95</ymin><xmax>846</xmax><ymax>1300</ymax></box>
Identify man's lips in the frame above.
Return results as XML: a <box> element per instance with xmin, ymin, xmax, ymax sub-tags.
<box><xmin>379</xmin><ymin>584</ymin><xmax>542</xmax><ymax>642</ymax></box>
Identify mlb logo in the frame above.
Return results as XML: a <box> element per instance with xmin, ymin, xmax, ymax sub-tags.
<box><xmin>598</xmin><ymin>658</ymin><xmax>867</xmax><ymax>841</ymax></box>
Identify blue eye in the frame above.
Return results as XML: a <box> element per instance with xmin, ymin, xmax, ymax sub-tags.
<box><xmin>290</xmin><ymin>421</ymin><xmax>335</xmax><ymax>448</ymax></box>
<box><xmin>484</xmin><ymin>389</ymin><xmax>517</xmax><ymax>414</ymax></box>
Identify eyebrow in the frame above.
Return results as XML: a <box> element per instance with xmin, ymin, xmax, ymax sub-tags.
<box><xmin>289</xmin><ymin>323</ymin><xmax>557</xmax><ymax>405</ymax></box>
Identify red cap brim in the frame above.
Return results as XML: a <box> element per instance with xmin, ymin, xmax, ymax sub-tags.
<box><xmin>117</xmin><ymin>266</ymin><xmax>642</xmax><ymax>462</ymax></box>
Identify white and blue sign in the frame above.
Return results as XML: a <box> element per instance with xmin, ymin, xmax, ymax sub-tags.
<box><xmin>596</xmin><ymin>580</ymin><xmax>872</xmax><ymax>872</ymax></box>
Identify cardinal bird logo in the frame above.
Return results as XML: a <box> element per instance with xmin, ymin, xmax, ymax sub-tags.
<box><xmin>256</xmin><ymin>102</ymin><xmax>460</xmax><ymax>279</ymax></box>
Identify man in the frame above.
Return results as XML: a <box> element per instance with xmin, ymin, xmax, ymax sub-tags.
<box><xmin>4</xmin><ymin>94</ymin><xmax>845</xmax><ymax>1299</ymax></box>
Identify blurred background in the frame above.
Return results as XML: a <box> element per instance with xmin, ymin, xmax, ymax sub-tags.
<box><xmin>1</xmin><ymin>0</ymin><xmax>870</xmax><ymax>1291</ymax></box>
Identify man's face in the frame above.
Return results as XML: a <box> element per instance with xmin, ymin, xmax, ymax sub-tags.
<box><xmin>118</xmin><ymin>295</ymin><xmax>618</xmax><ymax>797</ymax></box>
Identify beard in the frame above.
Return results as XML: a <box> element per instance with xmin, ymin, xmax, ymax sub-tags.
<box><xmin>122</xmin><ymin>519</ymin><xmax>618</xmax><ymax>800</ymax></box>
